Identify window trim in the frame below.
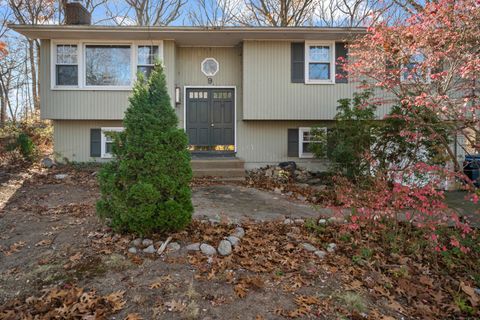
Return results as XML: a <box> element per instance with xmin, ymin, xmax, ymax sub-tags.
<box><xmin>101</xmin><ymin>127</ymin><xmax>124</xmax><ymax>158</ymax></box>
<box><xmin>304</xmin><ymin>41</ymin><xmax>336</xmax><ymax>85</ymax></box>
<box><xmin>136</xmin><ymin>45</ymin><xmax>160</xmax><ymax>77</ymax></box>
<box><xmin>83</xmin><ymin>43</ymin><xmax>134</xmax><ymax>90</ymax></box>
<box><xmin>299</xmin><ymin>127</ymin><xmax>326</xmax><ymax>158</ymax></box>
<box><xmin>50</xmin><ymin>40</ymin><xmax>163</xmax><ymax>91</ymax></box>
<box><xmin>201</xmin><ymin>57</ymin><xmax>219</xmax><ymax>77</ymax></box>
<box><xmin>53</xmin><ymin>41</ymin><xmax>80</xmax><ymax>89</ymax></box>
<box><xmin>400</xmin><ymin>57</ymin><xmax>432</xmax><ymax>84</ymax></box>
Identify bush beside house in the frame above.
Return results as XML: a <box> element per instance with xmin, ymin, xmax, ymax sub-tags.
<box><xmin>97</xmin><ymin>64</ymin><xmax>193</xmax><ymax>235</ymax></box>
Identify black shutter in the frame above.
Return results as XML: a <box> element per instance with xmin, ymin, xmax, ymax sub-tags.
<box><xmin>287</xmin><ymin>128</ymin><xmax>299</xmax><ymax>157</ymax></box>
<box><xmin>90</xmin><ymin>128</ymin><xmax>101</xmax><ymax>157</ymax></box>
<box><xmin>335</xmin><ymin>42</ymin><xmax>348</xmax><ymax>83</ymax></box>
<box><xmin>291</xmin><ymin>42</ymin><xmax>304</xmax><ymax>83</ymax></box>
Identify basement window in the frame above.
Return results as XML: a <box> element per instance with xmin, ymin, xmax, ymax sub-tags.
<box><xmin>101</xmin><ymin>127</ymin><xmax>124</xmax><ymax>158</ymax></box>
<box><xmin>299</xmin><ymin>127</ymin><xmax>326</xmax><ymax>158</ymax></box>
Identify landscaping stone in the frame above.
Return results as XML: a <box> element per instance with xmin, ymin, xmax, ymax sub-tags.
<box><xmin>328</xmin><ymin>217</ymin><xmax>346</xmax><ymax>224</ymax></box>
<box><xmin>301</xmin><ymin>243</ymin><xmax>317</xmax><ymax>252</ymax></box>
<box><xmin>168</xmin><ymin>242</ymin><xmax>181</xmax><ymax>251</ymax></box>
<box><xmin>278</xmin><ymin>161</ymin><xmax>297</xmax><ymax>173</ymax></box>
<box><xmin>41</xmin><ymin>157</ymin><xmax>55</xmax><ymax>168</ymax></box>
<box><xmin>233</xmin><ymin>227</ymin><xmax>245</xmax><ymax>238</ymax></box>
<box><xmin>143</xmin><ymin>245</ymin><xmax>156</xmax><ymax>254</ymax></box>
<box><xmin>327</xmin><ymin>243</ymin><xmax>337</xmax><ymax>253</ymax></box>
<box><xmin>314</xmin><ymin>250</ymin><xmax>327</xmax><ymax>259</ymax></box>
<box><xmin>294</xmin><ymin>218</ymin><xmax>305</xmax><ymax>224</ymax></box>
<box><xmin>186</xmin><ymin>243</ymin><xmax>201</xmax><ymax>251</ymax></box>
<box><xmin>200</xmin><ymin>244</ymin><xmax>217</xmax><ymax>256</ymax></box>
<box><xmin>128</xmin><ymin>247</ymin><xmax>137</xmax><ymax>254</ymax></box>
<box><xmin>218</xmin><ymin>240</ymin><xmax>232</xmax><ymax>256</ymax></box>
<box><xmin>142</xmin><ymin>239</ymin><xmax>153</xmax><ymax>247</ymax></box>
<box><xmin>226</xmin><ymin>235</ymin><xmax>240</xmax><ymax>247</ymax></box>
<box><xmin>283</xmin><ymin>218</ymin><xmax>294</xmax><ymax>225</ymax></box>
<box><xmin>209</xmin><ymin>218</ymin><xmax>220</xmax><ymax>225</ymax></box>
<box><xmin>131</xmin><ymin>238</ymin><xmax>142</xmax><ymax>247</ymax></box>
<box><xmin>54</xmin><ymin>174</ymin><xmax>68</xmax><ymax>180</ymax></box>
<box><xmin>274</xmin><ymin>187</ymin><xmax>282</xmax><ymax>194</ymax></box>
<box><xmin>318</xmin><ymin>219</ymin><xmax>327</xmax><ymax>225</ymax></box>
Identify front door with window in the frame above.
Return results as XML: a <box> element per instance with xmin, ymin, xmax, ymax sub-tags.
<box><xmin>186</xmin><ymin>88</ymin><xmax>234</xmax><ymax>152</ymax></box>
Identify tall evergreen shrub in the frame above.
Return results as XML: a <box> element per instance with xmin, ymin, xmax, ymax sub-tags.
<box><xmin>96</xmin><ymin>64</ymin><xmax>193</xmax><ymax>235</ymax></box>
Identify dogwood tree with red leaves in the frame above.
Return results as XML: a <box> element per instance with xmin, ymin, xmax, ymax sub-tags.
<box><xmin>333</xmin><ymin>0</ymin><xmax>480</xmax><ymax>251</ymax></box>
<box><xmin>347</xmin><ymin>0</ymin><xmax>479</xmax><ymax>171</ymax></box>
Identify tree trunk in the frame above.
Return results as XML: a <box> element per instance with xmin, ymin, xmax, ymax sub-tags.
<box><xmin>0</xmin><ymin>85</ymin><xmax>5</xmax><ymax>128</ymax></box>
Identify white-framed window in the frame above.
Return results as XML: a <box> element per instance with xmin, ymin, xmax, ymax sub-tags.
<box><xmin>101</xmin><ymin>127</ymin><xmax>124</xmax><ymax>158</ymax></box>
<box><xmin>85</xmin><ymin>45</ymin><xmax>132</xmax><ymax>87</ymax></box>
<box><xmin>201</xmin><ymin>58</ymin><xmax>219</xmax><ymax>77</ymax></box>
<box><xmin>305</xmin><ymin>41</ymin><xmax>335</xmax><ymax>84</ymax></box>
<box><xmin>400</xmin><ymin>52</ymin><xmax>431</xmax><ymax>83</ymax></box>
<box><xmin>299</xmin><ymin>127</ymin><xmax>326</xmax><ymax>158</ymax></box>
<box><xmin>137</xmin><ymin>45</ymin><xmax>160</xmax><ymax>78</ymax></box>
<box><xmin>51</xmin><ymin>40</ymin><xmax>163</xmax><ymax>90</ymax></box>
<box><xmin>55</xmin><ymin>44</ymin><xmax>79</xmax><ymax>87</ymax></box>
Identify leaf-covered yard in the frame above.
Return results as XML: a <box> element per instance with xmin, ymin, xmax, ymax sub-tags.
<box><xmin>0</xmin><ymin>165</ymin><xmax>479</xmax><ymax>319</ymax></box>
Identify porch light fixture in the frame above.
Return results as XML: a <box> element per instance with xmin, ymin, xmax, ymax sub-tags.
<box><xmin>175</xmin><ymin>87</ymin><xmax>181</xmax><ymax>104</ymax></box>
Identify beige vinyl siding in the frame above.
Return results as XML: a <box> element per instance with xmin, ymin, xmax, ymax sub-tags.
<box><xmin>237</xmin><ymin>120</ymin><xmax>332</xmax><ymax>170</ymax></box>
<box><xmin>53</xmin><ymin>120</ymin><xmax>122</xmax><ymax>162</ymax></box>
<box><xmin>242</xmin><ymin>41</ymin><xmax>390</xmax><ymax>120</ymax></box>
<box><xmin>175</xmin><ymin>46</ymin><xmax>243</xmax><ymax>128</ymax></box>
<box><xmin>39</xmin><ymin>40</ymin><xmax>176</xmax><ymax>120</ymax></box>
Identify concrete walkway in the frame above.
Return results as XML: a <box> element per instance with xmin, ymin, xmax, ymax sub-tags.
<box><xmin>192</xmin><ymin>184</ymin><xmax>480</xmax><ymax>227</ymax></box>
<box><xmin>192</xmin><ymin>184</ymin><xmax>328</xmax><ymax>223</ymax></box>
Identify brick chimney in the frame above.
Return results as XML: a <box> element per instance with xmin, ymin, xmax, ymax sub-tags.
<box><xmin>64</xmin><ymin>0</ymin><xmax>91</xmax><ymax>25</ymax></box>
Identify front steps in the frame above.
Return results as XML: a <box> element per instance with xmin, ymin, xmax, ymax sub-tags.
<box><xmin>191</xmin><ymin>158</ymin><xmax>245</xmax><ymax>180</ymax></box>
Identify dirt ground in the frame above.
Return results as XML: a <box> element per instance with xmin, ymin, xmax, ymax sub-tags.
<box><xmin>0</xmin><ymin>166</ymin><xmax>478</xmax><ymax>319</ymax></box>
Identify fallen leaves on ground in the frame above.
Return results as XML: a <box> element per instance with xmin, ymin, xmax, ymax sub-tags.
<box><xmin>1</xmin><ymin>241</ymin><xmax>26</xmax><ymax>256</ymax></box>
<box><xmin>0</xmin><ymin>286</ymin><xmax>126</xmax><ymax>319</ymax></box>
<box><xmin>182</xmin><ymin>220</ymin><xmax>480</xmax><ymax>319</ymax></box>
<box><xmin>234</xmin><ymin>276</ymin><xmax>264</xmax><ymax>298</ymax></box>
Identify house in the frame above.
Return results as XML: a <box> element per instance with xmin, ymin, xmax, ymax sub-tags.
<box><xmin>10</xmin><ymin>3</ymin><xmax>386</xmax><ymax>178</ymax></box>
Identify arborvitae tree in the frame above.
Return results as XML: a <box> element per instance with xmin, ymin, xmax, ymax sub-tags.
<box><xmin>96</xmin><ymin>64</ymin><xmax>193</xmax><ymax>235</ymax></box>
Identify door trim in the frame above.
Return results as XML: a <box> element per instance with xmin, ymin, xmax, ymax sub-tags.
<box><xmin>183</xmin><ymin>86</ymin><xmax>237</xmax><ymax>152</ymax></box>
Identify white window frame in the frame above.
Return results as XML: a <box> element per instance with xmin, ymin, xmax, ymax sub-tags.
<box><xmin>299</xmin><ymin>127</ymin><xmax>326</xmax><ymax>158</ymax></box>
<box><xmin>400</xmin><ymin>52</ymin><xmax>431</xmax><ymax>84</ymax></box>
<box><xmin>51</xmin><ymin>40</ymin><xmax>163</xmax><ymax>91</ymax></box>
<box><xmin>53</xmin><ymin>41</ymin><xmax>80</xmax><ymax>89</ymax></box>
<box><xmin>201</xmin><ymin>57</ymin><xmax>219</xmax><ymax>77</ymax></box>
<box><xmin>136</xmin><ymin>44</ymin><xmax>161</xmax><ymax>77</ymax></box>
<box><xmin>101</xmin><ymin>127</ymin><xmax>124</xmax><ymax>159</ymax></box>
<box><xmin>304</xmin><ymin>41</ymin><xmax>336</xmax><ymax>85</ymax></box>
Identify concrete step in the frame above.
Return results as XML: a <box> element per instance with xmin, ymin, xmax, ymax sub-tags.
<box><xmin>193</xmin><ymin>168</ymin><xmax>245</xmax><ymax>178</ymax></box>
<box><xmin>191</xmin><ymin>159</ymin><xmax>245</xmax><ymax>170</ymax></box>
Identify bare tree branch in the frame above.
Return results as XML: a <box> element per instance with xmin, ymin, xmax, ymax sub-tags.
<box><xmin>124</xmin><ymin>0</ymin><xmax>186</xmax><ymax>26</ymax></box>
<box><xmin>238</xmin><ymin>0</ymin><xmax>316</xmax><ymax>26</ymax></box>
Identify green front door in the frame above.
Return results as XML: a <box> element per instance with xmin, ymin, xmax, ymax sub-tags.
<box><xmin>186</xmin><ymin>88</ymin><xmax>234</xmax><ymax>152</ymax></box>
